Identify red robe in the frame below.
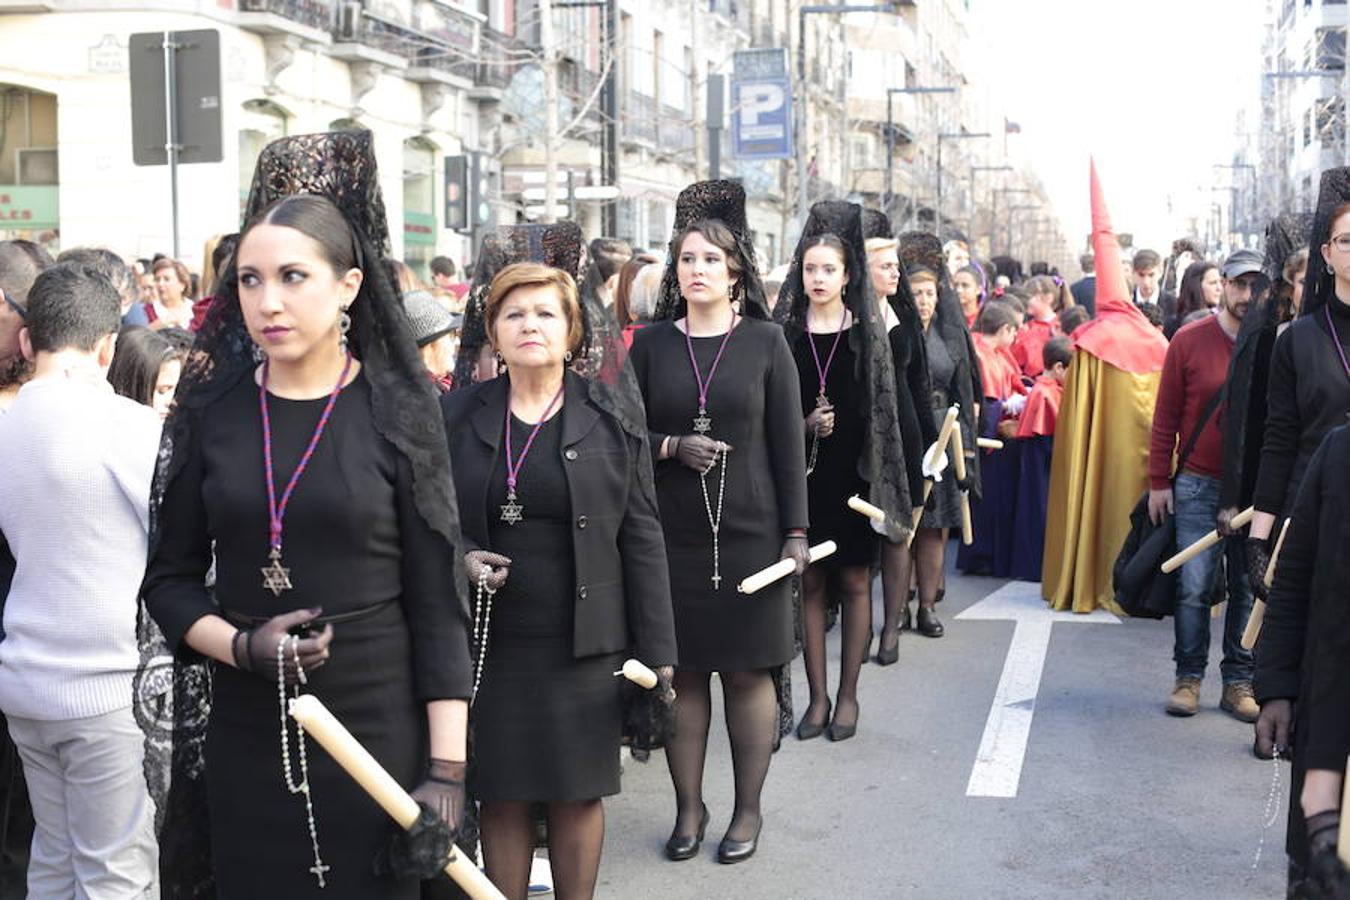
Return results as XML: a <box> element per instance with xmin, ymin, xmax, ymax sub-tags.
<box><xmin>1012</xmin><ymin>318</ymin><xmax>1061</xmax><ymax>378</ymax></box>
<box><xmin>1017</xmin><ymin>376</ymin><xmax>1063</xmax><ymax>438</ymax></box>
<box><xmin>972</xmin><ymin>333</ymin><xmax>1021</xmax><ymax>401</ymax></box>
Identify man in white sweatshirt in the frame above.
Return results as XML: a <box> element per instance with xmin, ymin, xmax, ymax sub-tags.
<box><xmin>0</xmin><ymin>262</ymin><xmax>161</xmax><ymax>898</ymax></box>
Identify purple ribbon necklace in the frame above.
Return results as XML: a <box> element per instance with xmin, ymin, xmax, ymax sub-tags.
<box><xmin>500</xmin><ymin>381</ymin><xmax>565</xmax><ymax>524</ymax></box>
<box><xmin>684</xmin><ymin>308</ymin><xmax>740</xmax><ymax>434</ymax></box>
<box><xmin>259</xmin><ymin>352</ymin><xmax>354</xmax><ymax>597</ymax></box>
<box><xmin>805</xmin><ymin>302</ymin><xmax>849</xmax><ymax>475</ymax></box>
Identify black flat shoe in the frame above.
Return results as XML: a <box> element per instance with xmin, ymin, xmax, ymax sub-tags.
<box><xmin>874</xmin><ymin>631</ymin><xmax>900</xmax><ymax>666</ymax></box>
<box><xmin>916</xmin><ymin>606</ymin><xmax>944</xmax><ymax>638</ymax></box>
<box><xmin>794</xmin><ymin>702</ymin><xmax>831</xmax><ymax>741</ymax></box>
<box><xmin>664</xmin><ymin>804</ymin><xmax>709</xmax><ymax>861</ymax></box>
<box><xmin>717</xmin><ymin>820</ymin><xmax>762</xmax><ymax>864</ymax></box>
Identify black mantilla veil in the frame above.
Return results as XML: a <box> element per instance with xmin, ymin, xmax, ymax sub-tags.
<box><xmin>134</xmin><ymin>130</ymin><xmax>467</xmax><ymax>896</ymax></box>
<box><xmin>1220</xmin><ymin>212</ymin><xmax>1313</xmax><ymax>514</ymax></box>
<box><xmin>1299</xmin><ymin>166</ymin><xmax>1350</xmax><ymax>318</ymax></box>
<box><xmin>898</xmin><ymin>230</ymin><xmax>982</xmax><ymax>498</ymax></box>
<box><xmin>778</xmin><ymin>200</ymin><xmax>912</xmax><ymax>542</ymax></box>
<box><xmin>653</xmin><ymin>179</ymin><xmax>770</xmax><ymax>322</ymax></box>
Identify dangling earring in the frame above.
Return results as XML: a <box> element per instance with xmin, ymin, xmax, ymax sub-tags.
<box><xmin>338</xmin><ymin>306</ymin><xmax>352</xmax><ymax>353</ymax></box>
<box><xmin>564</xmin><ymin>350</ymin><xmax>573</xmax><ymax>363</ymax></box>
<box><xmin>252</xmin><ymin>342</ymin><xmax>266</xmax><ymax>363</ymax></box>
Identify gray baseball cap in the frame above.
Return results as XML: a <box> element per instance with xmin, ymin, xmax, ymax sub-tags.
<box><xmin>1221</xmin><ymin>249</ymin><xmax>1264</xmax><ymax>280</ymax></box>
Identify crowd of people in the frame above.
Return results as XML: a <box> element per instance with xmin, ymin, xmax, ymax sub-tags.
<box><xmin>0</xmin><ymin>128</ymin><xmax>1347</xmax><ymax>900</ymax></box>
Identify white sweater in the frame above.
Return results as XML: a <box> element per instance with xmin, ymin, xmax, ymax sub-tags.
<box><xmin>0</xmin><ymin>376</ymin><xmax>162</xmax><ymax>720</ymax></box>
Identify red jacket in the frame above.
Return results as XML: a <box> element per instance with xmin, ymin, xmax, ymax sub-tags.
<box><xmin>1017</xmin><ymin>376</ymin><xmax>1062</xmax><ymax>438</ymax></box>
<box><xmin>1012</xmin><ymin>318</ymin><xmax>1060</xmax><ymax>378</ymax></box>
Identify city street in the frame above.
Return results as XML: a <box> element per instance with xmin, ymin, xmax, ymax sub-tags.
<box><xmin>598</xmin><ymin>559</ymin><xmax>1289</xmax><ymax>899</ymax></box>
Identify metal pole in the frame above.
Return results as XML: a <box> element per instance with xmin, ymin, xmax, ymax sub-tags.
<box><xmin>162</xmin><ymin>30</ymin><xmax>180</xmax><ymax>258</ymax></box>
<box><xmin>884</xmin><ymin>92</ymin><xmax>894</xmax><ymax>219</ymax></box>
<box><xmin>935</xmin><ymin>137</ymin><xmax>942</xmax><ymax>238</ymax></box>
<box><xmin>602</xmin><ymin>0</ymin><xmax>618</xmax><ymax>234</ymax></box>
<box><xmin>795</xmin><ymin>7</ymin><xmax>807</xmax><ymax>225</ymax></box>
<box><xmin>540</xmin><ymin>0</ymin><xmax>559</xmax><ymax>224</ymax></box>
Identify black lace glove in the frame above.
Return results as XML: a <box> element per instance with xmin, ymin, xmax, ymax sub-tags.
<box><xmin>1253</xmin><ymin>698</ymin><xmax>1295</xmax><ymax>760</ymax></box>
<box><xmin>955</xmin><ymin>473</ymin><xmax>975</xmax><ymax>494</ymax></box>
<box><xmin>465</xmin><ymin>550</ymin><xmax>510</xmax><ymax>591</ymax></box>
<box><xmin>673</xmin><ymin>435</ymin><xmax>729</xmax><ymax>473</ymax></box>
<box><xmin>410</xmin><ymin>758</ymin><xmax>466</xmax><ymax>836</ymax></box>
<box><xmin>232</xmin><ymin>608</ymin><xmax>333</xmax><ymax>686</ymax></box>
<box><xmin>1215</xmin><ymin>505</ymin><xmax>1240</xmax><ymax>537</ymax></box>
<box><xmin>780</xmin><ymin>535</ymin><xmax>810</xmax><ymax>575</ymax></box>
<box><xmin>1246</xmin><ymin>536</ymin><xmax>1272</xmax><ymax>602</ymax></box>
<box><xmin>372</xmin><ymin>802</ymin><xmax>453</xmax><ymax>880</ymax></box>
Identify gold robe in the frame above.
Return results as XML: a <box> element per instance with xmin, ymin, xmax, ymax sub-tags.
<box><xmin>1042</xmin><ymin>351</ymin><xmax>1161</xmax><ymax>613</ymax></box>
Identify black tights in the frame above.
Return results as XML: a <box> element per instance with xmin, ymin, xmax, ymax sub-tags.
<box><xmin>912</xmin><ymin>527</ymin><xmax>947</xmax><ymax>608</ymax></box>
<box><xmin>801</xmin><ymin>563</ymin><xmax>872</xmax><ymax>730</ymax></box>
<box><xmin>480</xmin><ymin>799</ymin><xmax>603</xmax><ymax>900</ymax></box>
<box><xmin>878</xmin><ymin>539</ymin><xmax>914</xmax><ymax>651</ymax></box>
<box><xmin>666</xmin><ymin>669</ymin><xmax>777</xmax><ymax>843</ymax></box>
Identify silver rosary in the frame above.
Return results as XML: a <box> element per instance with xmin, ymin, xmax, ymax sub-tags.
<box><xmin>276</xmin><ymin>635</ymin><xmax>329</xmax><ymax>887</ymax></box>
<box><xmin>471</xmin><ymin>569</ymin><xmax>495</xmax><ymax>703</ymax></box>
<box><xmin>806</xmin><ymin>424</ymin><xmax>822</xmax><ymax>477</ymax></box>
<box><xmin>699</xmin><ymin>445</ymin><xmax>728</xmax><ymax>589</ymax></box>
<box><xmin>1250</xmin><ymin>748</ymin><xmax>1286</xmax><ymax>873</ymax></box>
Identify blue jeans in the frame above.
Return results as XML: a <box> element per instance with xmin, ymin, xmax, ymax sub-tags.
<box><xmin>1171</xmin><ymin>473</ymin><xmax>1255</xmax><ymax>683</ymax></box>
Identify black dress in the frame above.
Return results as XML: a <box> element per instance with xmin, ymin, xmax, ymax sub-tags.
<box><xmin>471</xmin><ymin>413</ymin><xmax>623</xmax><ymax>802</ymax></box>
<box><xmin>889</xmin><ymin>316</ymin><xmax>939</xmax><ymax>504</ymax></box>
<box><xmin>792</xmin><ymin>323</ymin><xmax>876</xmax><ymax>568</ymax></box>
<box><xmin>919</xmin><ymin>326</ymin><xmax>965</xmax><ymax>530</ymax></box>
<box><xmin>143</xmin><ymin>373</ymin><xmax>471</xmax><ymax>900</ymax></box>
<box><xmin>629</xmin><ymin>319</ymin><xmax>808</xmax><ymax>671</ymax></box>
<box><xmin>1260</xmin><ymin>425</ymin><xmax>1350</xmax><ymax>868</ymax></box>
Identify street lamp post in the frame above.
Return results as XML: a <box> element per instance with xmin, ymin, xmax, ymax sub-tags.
<box><xmin>1214</xmin><ymin>162</ymin><xmax>1258</xmax><ymax>243</ymax></box>
<box><xmin>969</xmin><ymin>164</ymin><xmax>1012</xmax><ymax>250</ymax></box>
<box><xmin>796</xmin><ymin>5</ymin><xmax>903</xmax><ymax>224</ymax></box>
<box><xmin>883</xmin><ymin>86</ymin><xmax>957</xmax><ymax>222</ymax></box>
<box><xmin>992</xmin><ymin>187</ymin><xmax>1031</xmax><ymax>253</ymax></box>
<box><xmin>935</xmin><ymin>131</ymin><xmax>990</xmax><ymax>239</ymax></box>
<box><xmin>1007</xmin><ymin>204</ymin><xmax>1038</xmax><ymax>257</ymax></box>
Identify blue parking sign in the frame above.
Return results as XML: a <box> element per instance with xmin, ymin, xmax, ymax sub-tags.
<box><xmin>731</xmin><ymin>76</ymin><xmax>793</xmax><ymax>160</ymax></box>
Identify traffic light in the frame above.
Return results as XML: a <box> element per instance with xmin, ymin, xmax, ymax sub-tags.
<box><xmin>470</xmin><ymin>152</ymin><xmax>494</xmax><ymax>230</ymax></box>
<box><xmin>444</xmin><ymin>155</ymin><xmax>467</xmax><ymax>232</ymax></box>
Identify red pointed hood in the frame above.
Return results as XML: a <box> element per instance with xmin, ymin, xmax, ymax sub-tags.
<box><xmin>1069</xmin><ymin>161</ymin><xmax>1168</xmax><ymax>373</ymax></box>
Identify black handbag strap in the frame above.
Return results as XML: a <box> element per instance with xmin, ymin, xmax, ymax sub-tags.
<box><xmin>1173</xmin><ymin>385</ymin><xmax>1225</xmax><ymax>483</ymax></box>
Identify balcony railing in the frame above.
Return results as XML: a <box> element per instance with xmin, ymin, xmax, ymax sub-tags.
<box><xmin>240</xmin><ymin>0</ymin><xmax>337</xmax><ymax>32</ymax></box>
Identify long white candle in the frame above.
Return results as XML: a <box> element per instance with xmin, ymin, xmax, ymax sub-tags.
<box><xmin>737</xmin><ymin>541</ymin><xmax>837</xmax><ymax>594</ymax></box>
<box><xmin>1161</xmin><ymin>507</ymin><xmax>1255</xmax><ymax>573</ymax></box>
<box><xmin>288</xmin><ymin>695</ymin><xmax>505</xmax><ymax>900</ymax></box>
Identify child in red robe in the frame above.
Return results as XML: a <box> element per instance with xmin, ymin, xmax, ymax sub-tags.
<box><xmin>1010</xmin><ymin>336</ymin><xmax>1072</xmax><ymax>582</ymax></box>
<box><xmin>1012</xmin><ymin>275</ymin><xmax>1064</xmax><ymax>378</ymax></box>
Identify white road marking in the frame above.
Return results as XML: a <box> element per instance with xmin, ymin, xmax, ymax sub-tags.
<box><xmin>955</xmin><ymin>582</ymin><xmax>1119</xmax><ymax>798</ymax></box>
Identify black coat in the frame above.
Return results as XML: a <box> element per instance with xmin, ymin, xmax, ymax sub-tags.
<box><xmin>440</xmin><ymin>371</ymin><xmax>677</xmax><ymax>665</ymax></box>
<box><xmin>1070</xmin><ymin>276</ymin><xmax>1096</xmax><ymax>315</ymax></box>
<box><xmin>1258</xmin><ymin>425</ymin><xmax>1350</xmax><ymax>864</ymax></box>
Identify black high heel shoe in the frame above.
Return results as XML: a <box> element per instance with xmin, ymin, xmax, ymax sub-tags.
<box><xmin>717</xmin><ymin>818</ymin><xmax>762</xmax><ymax>864</ymax></box>
<box><xmin>899</xmin><ymin>589</ymin><xmax>915</xmax><ymax>631</ymax></box>
<box><xmin>794</xmin><ymin>701</ymin><xmax>831</xmax><ymax>741</ymax></box>
<box><xmin>874</xmin><ymin>629</ymin><xmax>900</xmax><ymax>666</ymax></box>
<box><xmin>664</xmin><ymin>804</ymin><xmax>709</xmax><ymax>861</ymax></box>
<box><xmin>826</xmin><ymin>701</ymin><xmax>858</xmax><ymax>742</ymax></box>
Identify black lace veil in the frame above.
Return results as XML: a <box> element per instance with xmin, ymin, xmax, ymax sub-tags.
<box><xmin>898</xmin><ymin>231</ymin><xmax>982</xmax><ymax>497</ymax></box>
<box><xmin>1220</xmin><ymin>212</ymin><xmax>1313</xmax><ymax>513</ymax></box>
<box><xmin>1299</xmin><ymin>167</ymin><xmax>1350</xmax><ymax>318</ymax></box>
<box><xmin>135</xmin><ymin>130</ymin><xmax>466</xmax><ymax>896</ymax></box>
<box><xmin>652</xmin><ymin>179</ymin><xmax>770</xmax><ymax>322</ymax></box>
<box><xmin>776</xmin><ymin>200</ymin><xmax>912</xmax><ymax>542</ymax></box>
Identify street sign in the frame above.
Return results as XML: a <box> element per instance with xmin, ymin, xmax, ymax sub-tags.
<box><xmin>731</xmin><ymin>76</ymin><xmax>793</xmax><ymax>160</ymax></box>
<box><xmin>128</xmin><ymin>29</ymin><xmax>222</xmax><ymax>165</ymax></box>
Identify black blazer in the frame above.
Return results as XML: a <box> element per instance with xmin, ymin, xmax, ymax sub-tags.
<box><xmin>440</xmin><ymin>371</ymin><xmax>677</xmax><ymax>665</ymax></box>
<box><xmin>1070</xmin><ymin>276</ymin><xmax>1096</xmax><ymax>315</ymax></box>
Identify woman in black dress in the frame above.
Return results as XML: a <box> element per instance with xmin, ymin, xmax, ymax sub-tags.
<box><xmin>1252</xmin><ymin>168</ymin><xmax>1350</xmax><ymax>893</ymax></box>
<box><xmin>861</xmin><ymin>211</ymin><xmax>938</xmax><ymax>664</ymax></box>
<box><xmin>778</xmin><ymin>201</ymin><xmax>911</xmax><ymax>741</ymax></box>
<box><xmin>442</xmin><ymin>258</ymin><xmax>676</xmax><ymax>898</ymax></box>
<box><xmin>140</xmin><ymin>133</ymin><xmax>472</xmax><ymax>898</ymax></box>
<box><xmin>630</xmin><ymin>180</ymin><xmax>808</xmax><ymax>865</ymax></box>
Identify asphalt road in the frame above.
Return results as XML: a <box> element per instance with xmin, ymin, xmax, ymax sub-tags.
<box><xmin>591</xmin><ymin>560</ymin><xmax>1289</xmax><ymax>899</ymax></box>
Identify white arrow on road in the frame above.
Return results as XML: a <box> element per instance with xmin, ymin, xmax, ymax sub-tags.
<box><xmin>955</xmin><ymin>581</ymin><xmax>1119</xmax><ymax>798</ymax></box>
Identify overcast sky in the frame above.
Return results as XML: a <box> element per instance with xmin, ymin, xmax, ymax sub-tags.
<box><xmin>968</xmin><ymin>0</ymin><xmax>1266</xmax><ymax>256</ymax></box>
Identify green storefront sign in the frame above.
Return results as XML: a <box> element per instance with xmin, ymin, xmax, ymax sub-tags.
<box><xmin>404</xmin><ymin>211</ymin><xmax>436</xmax><ymax>247</ymax></box>
<box><xmin>0</xmin><ymin>186</ymin><xmax>58</xmax><ymax>230</ymax></box>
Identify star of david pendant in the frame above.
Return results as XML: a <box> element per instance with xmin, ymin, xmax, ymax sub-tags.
<box><xmin>261</xmin><ymin>546</ymin><xmax>293</xmax><ymax>596</ymax></box>
<box><xmin>500</xmin><ymin>491</ymin><xmax>524</xmax><ymax>525</ymax></box>
<box><xmin>693</xmin><ymin>408</ymin><xmax>712</xmax><ymax>434</ymax></box>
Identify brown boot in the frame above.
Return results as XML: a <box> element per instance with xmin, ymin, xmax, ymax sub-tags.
<box><xmin>1166</xmin><ymin>677</ymin><xmax>1201</xmax><ymax>717</ymax></box>
<box><xmin>1220</xmin><ymin>682</ymin><xmax>1260</xmax><ymax>723</ymax></box>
